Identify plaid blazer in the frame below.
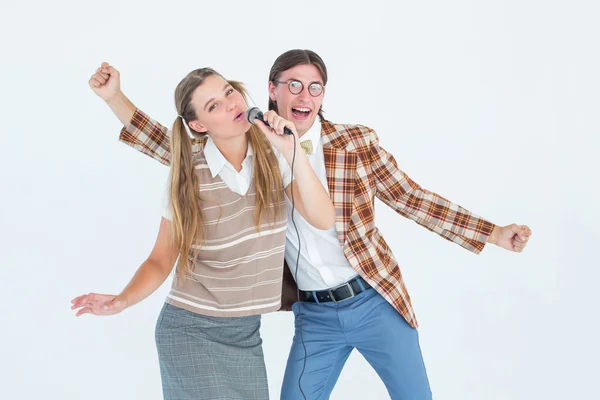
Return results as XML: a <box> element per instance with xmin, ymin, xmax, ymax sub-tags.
<box><xmin>119</xmin><ymin>109</ymin><xmax>495</xmax><ymax>328</ymax></box>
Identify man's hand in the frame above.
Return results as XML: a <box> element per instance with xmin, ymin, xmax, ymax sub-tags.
<box><xmin>488</xmin><ymin>224</ymin><xmax>532</xmax><ymax>252</ymax></box>
<box><xmin>89</xmin><ymin>61</ymin><xmax>121</xmax><ymax>103</ymax></box>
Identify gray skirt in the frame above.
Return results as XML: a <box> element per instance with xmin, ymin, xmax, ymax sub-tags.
<box><xmin>155</xmin><ymin>303</ymin><xmax>269</xmax><ymax>400</ymax></box>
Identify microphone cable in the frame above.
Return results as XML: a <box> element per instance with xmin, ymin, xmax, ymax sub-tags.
<box><xmin>288</xmin><ymin>134</ymin><xmax>308</xmax><ymax>400</ymax></box>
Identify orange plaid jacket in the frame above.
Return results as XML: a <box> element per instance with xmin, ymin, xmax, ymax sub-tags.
<box><xmin>119</xmin><ymin>109</ymin><xmax>495</xmax><ymax>328</ymax></box>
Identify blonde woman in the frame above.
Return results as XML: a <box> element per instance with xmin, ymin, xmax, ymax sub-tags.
<box><xmin>71</xmin><ymin>66</ymin><xmax>335</xmax><ymax>400</ymax></box>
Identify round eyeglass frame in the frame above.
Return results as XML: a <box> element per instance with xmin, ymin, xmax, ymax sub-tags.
<box><xmin>273</xmin><ymin>79</ymin><xmax>324</xmax><ymax>97</ymax></box>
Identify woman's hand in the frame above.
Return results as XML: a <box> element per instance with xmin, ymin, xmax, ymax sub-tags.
<box><xmin>70</xmin><ymin>292</ymin><xmax>128</xmax><ymax>317</ymax></box>
<box><xmin>254</xmin><ymin>111</ymin><xmax>299</xmax><ymax>161</ymax></box>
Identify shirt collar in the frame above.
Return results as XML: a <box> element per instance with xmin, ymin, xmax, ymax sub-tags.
<box><xmin>299</xmin><ymin>120</ymin><xmax>322</xmax><ymax>149</ymax></box>
<box><xmin>203</xmin><ymin>136</ymin><xmax>254</xmax><ymax>178</ymax></box>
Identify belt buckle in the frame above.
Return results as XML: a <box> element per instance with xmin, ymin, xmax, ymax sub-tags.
<box><xmin>328</xmin><ymin>281</ymin><xmax>355</xmax><ymax>303</ymax></box>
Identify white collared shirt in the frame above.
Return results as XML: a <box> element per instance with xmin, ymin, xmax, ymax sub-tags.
<box><xmin>203</xmin><ymin>135</ymin><xmax>256</xmax><ymax>196</ymax></box>
<box><xmin>163</xmin><ymin>136</ymin><xmax>292</xmax><ymax>219</ymax></box>
<box><xmin>284</xmin><ymin>123</ymin><xmax>358</xmax><ymax>291</ymax></box>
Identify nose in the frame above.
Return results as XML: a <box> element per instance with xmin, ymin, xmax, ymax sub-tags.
<box><xmin>226</xmin><ymin>100</ymin><xmax>237</xmax><ymax>112</ymax></box>
<box><xmin>297</xmin><ymin>87</ymin><xmax>310</xmax><ymax>102</ymax></box>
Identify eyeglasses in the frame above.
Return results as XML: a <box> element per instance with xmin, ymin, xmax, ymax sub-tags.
<box><xmin>273</xmin><ymin>79</ymin><xmax>324</xmax><ymax>97</ymax></box>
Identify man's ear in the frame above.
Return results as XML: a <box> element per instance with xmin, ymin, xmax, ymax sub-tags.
<box><xmin>268</xmin><ymin>81</ymin><xmax>277</xmax><ymax>102</ymax></box>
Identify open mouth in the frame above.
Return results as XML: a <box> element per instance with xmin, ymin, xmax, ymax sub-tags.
<box><xmin>234</xmin><ymin>111</ymin><xmax>244</xmax><ymax>122</ymax></box>
<box><xmin>291</xmin><ymin>106</ymin><xmax>312</xmax><ymax>120</ymax></box>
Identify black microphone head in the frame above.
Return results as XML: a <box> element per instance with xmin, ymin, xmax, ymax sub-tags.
<box><xmin>245</xmin><ymin>107</ymin><xmax>263</xmax><ymax>123</ymax></box>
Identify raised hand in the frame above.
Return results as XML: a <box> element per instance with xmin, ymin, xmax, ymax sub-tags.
<box><xmin>88</xmin><ymin>62</ymin><xmax>121</xmax><ymax>102</ymax></box>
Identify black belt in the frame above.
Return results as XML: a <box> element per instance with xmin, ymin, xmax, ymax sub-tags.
<box><xmin>300</xmin><ymin>276</ymin><xmax>371</xmax><ymax>303</ymax></box>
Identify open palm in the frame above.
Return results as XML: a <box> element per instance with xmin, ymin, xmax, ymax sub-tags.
<box><xmin>71</xmin><ymin>292</ymin><xmax>127</xmax><ymax>317</ymax></box>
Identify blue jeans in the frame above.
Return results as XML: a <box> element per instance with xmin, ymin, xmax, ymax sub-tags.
<box><xmin>280</xmin><ymin>288</ymin><xmax>432</xmax><ymax>400</ymax></box>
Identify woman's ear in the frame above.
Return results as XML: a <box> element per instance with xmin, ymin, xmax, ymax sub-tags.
<box><xmin>188</xmin><ymin>120</ymin><xmax>207</xmax><ymax>133</ymax></box>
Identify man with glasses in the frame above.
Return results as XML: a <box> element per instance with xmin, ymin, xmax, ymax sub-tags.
<box><xmin>89</xmin><ymin>49</ymin><xmax>532</xmax><ymax>399</ymax></box>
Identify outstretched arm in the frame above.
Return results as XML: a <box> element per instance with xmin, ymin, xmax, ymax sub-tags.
<box><xmin>71</xmin><ymin>217</ymin><xmax>179</xmax><ymax>316</ymax></box>
<box><xmin>369</xmin><ymin>128</ymin><xmax>531</xmax><ymax>253</ymax></box>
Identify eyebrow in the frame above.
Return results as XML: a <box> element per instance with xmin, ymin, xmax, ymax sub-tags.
<box><xmin>204</xmin><ymin>84</ymin><xmax>232</xmax><ymax>111</ymax></box>
<box><xmin>286</xmin><ymin>77</ymin><xmax>324</xmax><ymax>85</ymax></box>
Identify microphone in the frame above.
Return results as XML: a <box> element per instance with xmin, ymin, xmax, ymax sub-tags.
<box><xmin>245</xmin><ymin>107</ymin><xmax>293</xmax><ymax>135</ymax></box>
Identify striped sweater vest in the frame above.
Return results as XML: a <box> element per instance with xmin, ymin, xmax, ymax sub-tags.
<box><xmin>166</xmin><ymin>151</ymin><xmax>288</xmax><ymax>317</ymax></box>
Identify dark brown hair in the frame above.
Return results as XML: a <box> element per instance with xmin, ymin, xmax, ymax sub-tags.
<box><xmin>268</xmin><ymin>49</ymin><xmax>328</xmax><ymax>120</ymax></box>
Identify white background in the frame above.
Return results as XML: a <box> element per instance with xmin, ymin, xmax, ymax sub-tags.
<box><xmin>1</xmin><ymin>0</ymin><xmax>598</xmax><ymax>399</ymax></box>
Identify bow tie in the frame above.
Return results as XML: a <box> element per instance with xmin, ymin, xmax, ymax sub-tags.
<box><xmin>300</xmin><ymin>140</ymin><xmax>313</xmax><ymax>155</ymax></box>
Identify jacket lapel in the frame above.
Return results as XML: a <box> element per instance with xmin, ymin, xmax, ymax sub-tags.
<box><xmin>320</xmin><ymin>120</ymin><xmax>356</xmax><ymax>246</ymax></box>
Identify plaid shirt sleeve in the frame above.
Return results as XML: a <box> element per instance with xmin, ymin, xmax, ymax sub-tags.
<box><xmin>368</xmin><ymin>128</ymin><xmax>495</xmax><ymax>254</ymax></box>
<box><xmin>118</xmin><ymin>108</ymin><xmax>204</xmax><ymax>166</ymax></box>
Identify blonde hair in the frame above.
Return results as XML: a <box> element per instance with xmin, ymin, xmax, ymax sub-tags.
<box><xmin>170</xmin><ymin>68</ymin><xmax>284</xmax><ymax>278</ymax></box>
